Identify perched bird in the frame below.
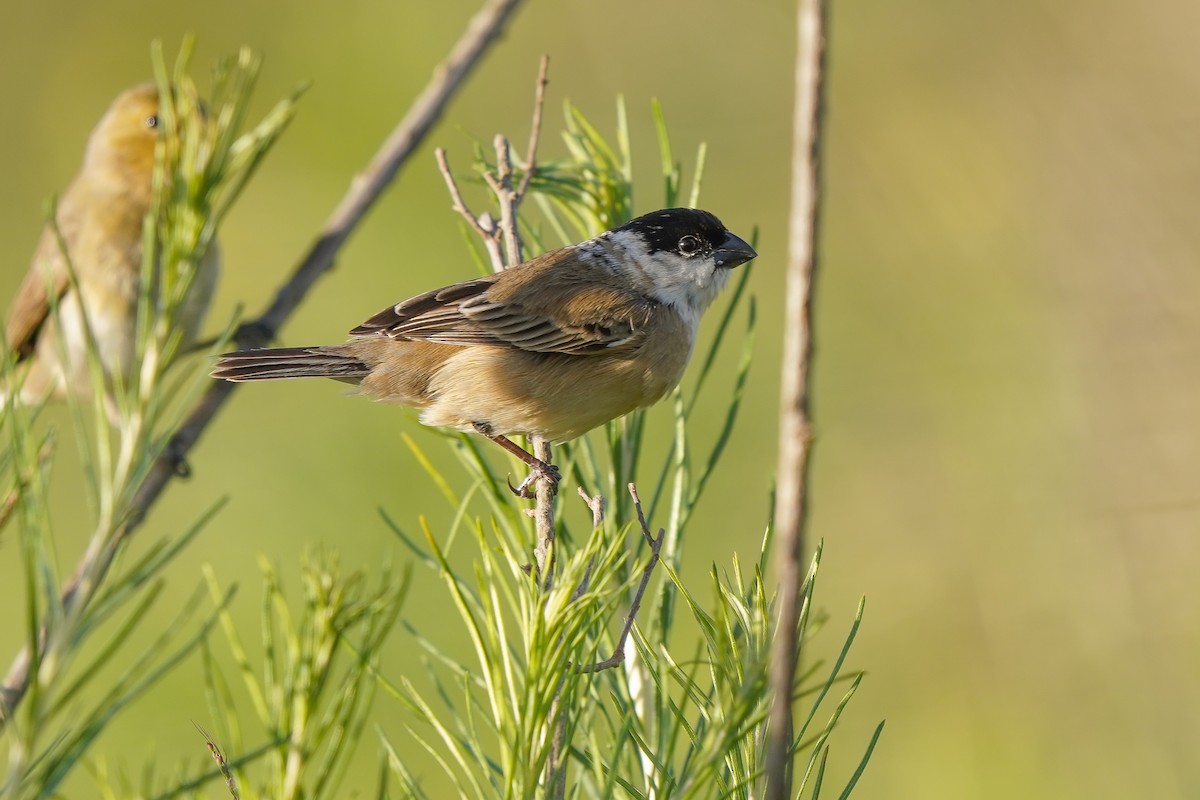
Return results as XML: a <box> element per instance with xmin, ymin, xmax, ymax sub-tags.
<box><xmin>3</xmin><ymin>82</ymin><xmax>220</xmax><ymax>415</ymax></box>
<box><xmin>212</xmin><ymin>208</ymin><xmax>755</xmax><ymax>495</ymax></box>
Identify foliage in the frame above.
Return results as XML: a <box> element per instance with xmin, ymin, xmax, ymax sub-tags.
<box><xmin>0</xmin><ymin>42</ymin><xmax>303</xmax><ymax>798</ymax></box>
<box><xmin>0</xmin><ymin>49</ymin><xmax>877</xmax><ymax>800</ymax></box>
<box><xmin>377</xmin><ymin>101</ymin><xmax>880</xmax><ymax>799</ymax></box>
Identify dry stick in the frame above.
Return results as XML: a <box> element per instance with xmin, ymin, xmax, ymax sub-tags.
<box><xmin>765</xmin><ymin>0</ymin><xmax>829</xmax><ymax>796</ymax></box>
<box><xmin>577</xmin><ymin>483</ymin><xmax>662</xmax><ymax>674</ymax></box>
<box><xmin>0</xmin><ymin>0</ymin><xmax>527</xmax><ymax>726</ymax></box>
<box><xmin>568</xmin><ymin>487</ymin><xmax>603</xmax><ymax>601</ymax></box>
<box><xmin>516</xmin><ymin>56</ymin><xmax>549</xmax><ymax>199</ymax></box>
<box><xmin>434</xmin><ymin>56</ymin><xmax>566</xmax><ymax>796</ymax></box>
<box><xmin>435</xmin><ymin>148</ymin><xmax>504</xmax><ymax>269</ymax></box>
<box><xmin>516</xmin><ymin>60</ymin><xmax>554</xmax><ymax>581</ymax></box>
<box><xmin>496</xmin><ymin>58</ymin><xmax>554</xmax><ymax>582</ymax></box>
<box><xmin>484</xmin><ymin>135</ymin><xmax>525</xmax><ymax>266</ymax></box>
<box><xmin>432</xmin><ymin>56</ymin><xmax>557</xmax><ymax>579</ymax></box>
<box><xmin>577</xmin><ymin>486</ymin><xmax>605</xmax><ymax>533</ymax></box>
<box><xmin>493</xmin><ymin>145</ymin><xmax>557</xmax><ymax>580</ymax></box>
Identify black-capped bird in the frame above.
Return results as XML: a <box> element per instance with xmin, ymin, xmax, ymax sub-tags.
<box><xmin>212</xmin><ymin>208</ymin><xmax>755</xmax><ymax>495</ymax></box>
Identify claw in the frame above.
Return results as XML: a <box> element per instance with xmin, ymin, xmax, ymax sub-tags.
<box><xmin>471</xmin><ymin>423</ymin><xmax>562</xmax><ymax>499</ymax></box>
<box><xmin>507</xmin><ymin>462</ymin><xmax>561</xmax><ymax>499</ymax></box>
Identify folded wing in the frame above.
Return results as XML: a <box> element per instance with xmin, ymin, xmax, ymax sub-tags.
<box><xmin>349</xmin><ymin>251</ymin><xmax>656</xmax><ymax>356</ymax></box>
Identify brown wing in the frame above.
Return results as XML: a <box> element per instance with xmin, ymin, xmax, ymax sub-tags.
<box><xmin>5</xmin><ymin>220</ymin><xmax>74</xmax><ymax>361</ymax></box>
<box><xmin>349</xmin><ymin>249</ymin><xmax>656</xmax><ymax>356</ymax></box>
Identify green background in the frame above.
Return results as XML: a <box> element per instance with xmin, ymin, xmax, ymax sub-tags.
<box><xmin>2</xmin><ymin>0</ymin><xmax>1197</xmax><ymax>796</ymax></box>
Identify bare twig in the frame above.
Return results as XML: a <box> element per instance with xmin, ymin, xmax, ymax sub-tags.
<box><xmin>517</xmin><ymin>55</ymin><xmax>550</xmax><ymax>198</ymax></box>
<box><xmin>493</xmin><ymin>67</ymin><xmax>553</xmax><ymax>578</ymax></box>
<box><xmin>766</xmin><ymin>0</ymin><xmax>829</xmax><ymax>795</ymax></box>
<box><xmin>435</xmin><ymin>147</ymin><xmax>504</xmax><ymax>268</ymax></box>
<box><xmin>569</xmin><ymin>486</ymin><xmax>605</xmax><ymax>603</ymax></box>
<box><xmin>577</xmin><ymin>484</ymin><xmax>662</xmax><ymax>674</ymax></box>
<box><xmin>484</xmin><ymin>135</ymin><xmax>525</xmax><ymax>266</ymax></box>
<box><xmin>577</xmin><ymin>485</ymin><xmax>605</xmax><ymax>531</ymax></box>
<box><xmin>529</xmin><ymin>437</ymin><xmax>555</xmax><ymax>579</ymax></box>
<box><xmin>432</xmin><ymin>57</ymin><xmax>556</xmax><ymax>580</ymax></box>
<box><xmin>0</xmin><ymin>0</ymin><xmax>527</xmax><ymax>727</ymax></box>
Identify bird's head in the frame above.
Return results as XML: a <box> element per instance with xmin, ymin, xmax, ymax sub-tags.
<box><xmin>608</xmin><ymin>208</ymin><xmax>756</xmax><ymax>325</ymax></box>
<box><xmin>83</xmin><ymin>82</ymin><xmax>163</xmax><ymax>195</ymax></box>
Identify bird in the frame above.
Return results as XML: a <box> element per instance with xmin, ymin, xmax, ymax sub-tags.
<box><xmin>3</xmin><ymin>82</ymin><xmax>220</xmax><ymax>418</ymax></box>
<box><xmin>212</xmin><ymin>208</ymin><xmax>756</xmax><ymax>496</ymax></box>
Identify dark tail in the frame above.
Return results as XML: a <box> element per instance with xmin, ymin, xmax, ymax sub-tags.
<box><xmin>211</xmin><ymin>346</ymin><xmax>370</xmax><ymax>382</ymax></box>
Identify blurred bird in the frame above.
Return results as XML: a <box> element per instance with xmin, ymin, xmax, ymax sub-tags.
<box><xmin>212</xmin><ymin>208</ymin><xmax>755</xmax><ymax>496</ymax></box>
<box><xmin>3</xmin><ymin>82</ymin><xmax>220</xmax><ymax>416</ymax></box>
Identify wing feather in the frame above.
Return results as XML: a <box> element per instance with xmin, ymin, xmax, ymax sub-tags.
<box><xmin>348</xmin><ymin>249</ymin><xmax>656</xmax><ymax>356</ymax></box>
<box><xmin>5</xmin><ymin>223</ymin><xmax>74</xmax><ymax>360</ymax></box>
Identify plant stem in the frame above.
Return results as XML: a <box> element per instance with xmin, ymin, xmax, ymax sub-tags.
<box><xmin>766</xmin><ymin>0</ymin><xmax>829</xmax><ymax>796</ymax></box>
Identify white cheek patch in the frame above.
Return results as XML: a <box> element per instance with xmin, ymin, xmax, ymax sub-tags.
<box><xmin>637</xmin><ymin>250</ymin><xmax>727</xmax><ymax>316</ymax></box>
<box><xmin>592</xmin><ymin>229</ymin><xmax>732</xmax><ymax>332</ymax></box>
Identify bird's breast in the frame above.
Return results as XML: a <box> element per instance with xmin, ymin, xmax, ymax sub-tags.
<box><xmin>417</xmin><ymin>315</ymin><xmax>693</xmax><ymax>442</ymax></box>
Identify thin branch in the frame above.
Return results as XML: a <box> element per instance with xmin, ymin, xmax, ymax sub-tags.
<box><xmin>577</xmin><ymin>485</ymin><xmax>605</xmax><ymax>531</ymax></box>
<box><xmin>577</xmin><ymin>484</ymin><xmax>662</xmax><ymax>674</ymax></box>
<box><xmin>433</xmin><ymin>58</ymin><xmax>556</xmax><ymax>581</ymax></box>
<box><xmin>766</xmin><ymin>0</ymin><xmax>829</xmax><ymax>796</ymax></box>
<box><xmin>0</xmin><ymin>0</ymin><xmax>527</xmax><ymax>727</ymax></box>
<box><xmin>529</xmin><ymin>446</ymin><xmax>555</xmax><ymax>579</ymax></box>
<box><xmin>435</xmin><ymin>147</ymin><xmax>504</xmax><ymax>269</ymax></box>
<box><xmin>517</xmin><ymin>55</ymin><xmax>550</xmax><ymax>198</ymax></box>
<box><xmin>569</xmin><ymin>486</ymin><xmax>604</xmax><ymax>603</ymax></box>
<box><xmin>629</xmin><ymin>482</ymin><xmax>654</xmax><ymax>546</ymax></box>
<box><xmin>493</xmin><ymin>65</ymin><xmax>553</xmax><ymax>581</ymax></box>
<box><xmin>484</xmin><ymin>134</ymin><xmax>524</xmax><ymax>266</ymax></box>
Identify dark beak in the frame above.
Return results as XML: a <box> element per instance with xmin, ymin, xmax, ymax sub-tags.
<box><xmin>713</xmin><ymin>231</ymin><xmax>757</xmax><ymax>269</ymax></box>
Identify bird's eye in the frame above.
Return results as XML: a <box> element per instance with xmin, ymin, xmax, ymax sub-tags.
<box><xmin>678</xmin><ymin>235</ymin><xmax>701</xmax><ymax>255</ymax></box>
<box><xmin>144</xmin><ymin>114</ymin><xmax>159</xmax><ymax>129</ymax></box>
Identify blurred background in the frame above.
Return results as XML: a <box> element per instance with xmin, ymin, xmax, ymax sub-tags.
<box><xmin>2</xmin><ymin>0</ymin><xmax>1199</xmax><ymax>796</ymax></box>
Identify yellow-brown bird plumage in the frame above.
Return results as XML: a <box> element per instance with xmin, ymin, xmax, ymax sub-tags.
<box><xmin>4</xmin><ymin>82</ymin><xmax>220</xmax><ymax>409</ymax></box>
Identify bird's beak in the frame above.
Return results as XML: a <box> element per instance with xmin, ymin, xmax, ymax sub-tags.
<box><xmin>713</xmin><ymin>231</ymin><xmax>757</xmax><ymax>269</ymax></box>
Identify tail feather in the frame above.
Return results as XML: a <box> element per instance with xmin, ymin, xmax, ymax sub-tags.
<box><xmin>211</xmin><ymin>346</ymin><xmax>370</xmax><ymax>382</ymax></box>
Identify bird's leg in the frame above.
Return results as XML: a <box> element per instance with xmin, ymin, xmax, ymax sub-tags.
<box><xmin>472</xmin><ymin>422</ymin><xmax>560</xmax><ymax>498</ymax></box>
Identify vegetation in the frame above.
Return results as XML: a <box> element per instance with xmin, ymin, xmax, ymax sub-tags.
<box><xmin>0</xmin><ymin>41</ymin><xmax>876</xmax><ymax>800</ymax></box>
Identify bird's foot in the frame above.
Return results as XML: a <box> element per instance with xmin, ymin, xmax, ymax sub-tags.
<box><xmin>508</xmin><ymin>462</ymin><xmax>561</xmax><ymax>499</ymax></box>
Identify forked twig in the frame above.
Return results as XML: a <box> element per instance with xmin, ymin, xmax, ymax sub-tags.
<box><xmin>569</xmin><ymin>486</ymin><xmax>605</xmax><ymax>602</ymax></box>
<box><xmin>435</xmin><ymin>54</ymin><xmax>550</xmax><ymax>274</ymax></box>
<box><xmin>577</xmin><ymin>485</ymin><xmax>605</xmax><ymax>530</ymax></box>
<box><xmin>576</xmin><ymin>483</ymin><xmax>662</xmax><ymax>674</ymax></box>
<box><xmin>432</xmin><ymin>55</ymin><xmax>557</xmax><ymax>579</ymax></box>
<box><xmin>435</xmin><ymin>148</ymin><xmax>504</xmax><ymax>268</ymax></box>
